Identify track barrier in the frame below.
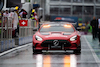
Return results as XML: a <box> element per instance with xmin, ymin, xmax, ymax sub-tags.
<box><xmin>0</xmin><ymin>17</ymin><xmax>37</xmax><ymax>53</ymax></box>
<box><xmin>0</xmin><ymin>17</ymin><xmax>15</xmax><ymax>52</ymax></box>
<box><xmin>15</xmin><ymin>19</ymin><xmax>37</xmax><ymax>45</ymax></box>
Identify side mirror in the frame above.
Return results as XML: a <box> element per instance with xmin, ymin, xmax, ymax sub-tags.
<box><xmin>33</xmin><ymin>28</ymin><xmax>38</xmax><ymax>31</ymax></box>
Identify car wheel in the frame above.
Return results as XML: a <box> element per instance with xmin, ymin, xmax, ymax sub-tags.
<box><xmin>32</xmin><ymin>46</ymin><xmax>42</xmax><ymax>54</ymax></box>
<box><xmin>74</xmin><ymin>43</ymin><xmax>81</xmax><ymax>54</ymax></box>
<box><xmin>74</xmin><ymin>49</ymin><xmax>81</xmax><ymax>53</ymax></box>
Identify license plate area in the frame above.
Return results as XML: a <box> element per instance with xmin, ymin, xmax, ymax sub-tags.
<box><xmin>51</xmin><ymin>46</ymin><xmax>61</xmax><ymax>49</ymax></box>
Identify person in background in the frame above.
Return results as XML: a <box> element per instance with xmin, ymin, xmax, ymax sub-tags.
<box><xmin>38</xmin><ymin>15</ymin><xmax>43</xmax><ymax>29</ymax></box>
<box><xmin>19</xmin><ymin>9</ymin><xmax>23</xmax><ymax>18</ymax></box>
<box><xmin>30</xmin><ymin>9</ymin><xmax>35</xmax><ymax>20</ymax></box>
<box><xmin>22</xmin><ymin>9</ymin><xmax>27</xmax><ymax>18</ymax></box>
<box><xmin>9</xmin><ymin>9</ymin><xmax>14</xmax><ymax>21</ymax></box>
<box><xmin>3</xmin><ymin>10</ymin><xmax>9</xmax><ymax>17</ymax></box>
<box><xmin>8</xmin><ymin>9</ymin><xmax>15</xmax><ymax>37</ymax></box>
<box><xmin>3</xmin><ymin>10</ymin><xmax>9</xmax><ymax>30</ymax></box>
<box><xmin>0</xmin><ymin>11</ymin><xmax>2</xmax><ymax>18</ymax></box>
<box><xmin>14</xmin><ymin>6</ymin><xmax>20</xmax><ymax>37</ymax></box>
<box><xmin>13</xmin><ymin>10</ymin><xmax>19</xmax><ymax>37</ymax></box>
<box><xmin>84</xmin><ymin>21</ymin><xmax>89</xmax><ymax>35</ymax></box>
<box><xmin>0</xmin><ymin>11</ymin><xmax>2</xmax><ymax>24</ymax></box>
<box><xmin>0</xmin><ymin>10</ymin><xmax>4</xmax><ymax>17</ymax></box>
<box><xmin>98</xmin><ymin>19</ymin><xmax>100</xmax><ymax>44</ymax></box>
<box><xmin>88</xmin><ymin>22</ymin><xmax>92</xmax><ymax>33</ymax></box>
<box><xmin>15</xmin><ymin>6</ymin><xmax>19</xmax><ymax>16</ymax></box>
<box><xmin>19</xmin><ymin>9</ymin><xmax>27</xmax><ymax>18</ymax></box>
<box><xmin>0</xmin><ymin>10</ymin><xmax>4</xmax><ymax>36</ymax></box>
<box><xmin>30</xmin><ymin>9</ymin><xmax>37</xmax><ymax>27</ymax></box>
<box><xmin>90</xmin><ymin>17</ymin><xmax>98</xmax><ymax>39</ymax></box>
<box><xmin>38</xmin><ymin>15</ymin><xmax>43</xmax><ymax>22</ymax></box>
<box><xmin>0</xmin><ymin>11</ymin><xmax>3</xmax><ymax>35</ymax></box>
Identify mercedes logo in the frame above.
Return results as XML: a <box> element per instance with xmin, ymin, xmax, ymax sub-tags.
<box><xmin>53</xmin><ymin>40</ymin><xmax>59</xmax><ymax>46</ymax></box>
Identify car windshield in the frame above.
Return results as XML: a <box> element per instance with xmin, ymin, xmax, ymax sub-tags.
<box><xmin>40</xmin><ymin>25</ymin><xmax>74</xmax><ymax>32</ymax></box>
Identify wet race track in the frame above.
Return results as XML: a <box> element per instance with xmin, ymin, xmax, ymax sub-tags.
<box><xmin>0</xmin><ymin>35</ymin><xmax>100</xmax><ymax>67</ymax></box>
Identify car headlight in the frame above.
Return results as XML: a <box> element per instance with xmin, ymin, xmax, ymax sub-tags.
<box><xmin>35</xmin><ymin>35</ymin><xmax>43</xmax><ymax>41</ymax></box>
<box><xmin>70</xmin><ymin>35</ymin><xmax>77</xmax><ymax>41</ymax></box>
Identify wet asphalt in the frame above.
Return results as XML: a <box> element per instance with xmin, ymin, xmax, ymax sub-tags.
<box><xmin>0</xmin><ymin>35</ymin><xmax>100</xmax><ymax>67</ymax></box>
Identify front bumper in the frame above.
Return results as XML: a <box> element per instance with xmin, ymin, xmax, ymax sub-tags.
<box><xmin>33</xmin><ymin>39</ymin><xmax>81</xmax><ymax>50</ymax></box>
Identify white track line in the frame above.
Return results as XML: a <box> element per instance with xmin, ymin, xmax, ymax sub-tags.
<box><xmin>0</xmin><ymin>43</ymin><xmax>32</xmax><ymax>57</ymax></box>
<box><xmin>70</xmin><ymin>54</ymin><xmax>77</xmax><ymax>67</ymax></box>
<box><xmin>36</xmin><ymin>54</ymin><xmax>43</xmax><ymax>67</ymax></box>
<box><xmin>84</xmin><ymin>35</ymin><xmax>100</xmax><ymax>67</ymax></box>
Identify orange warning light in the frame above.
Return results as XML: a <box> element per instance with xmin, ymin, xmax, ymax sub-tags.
<box><xmin>64</xmin><ymin>24</ymin><xmax>71</xmax><ymax>28</ymax></box>
<box><xmin>43</xmin><ymin>25</ymin><xmax>51</xmax><ymax>28</ymax></box>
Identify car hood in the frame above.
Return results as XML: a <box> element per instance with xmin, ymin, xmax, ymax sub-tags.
<box><xmin>35</xmin><ymin>31</ymin><xmax>77</xmax><ymax>40</ymax></box>
<box><xmin>40</xmin><ymin>32</ymin><xmax>72</xmax><ymax>35</ymax></box>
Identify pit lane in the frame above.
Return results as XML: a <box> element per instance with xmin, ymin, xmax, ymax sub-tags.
<box><xmin>0</xmin><ymin>35</ymin><xmax>100</xmax><ymax>67</ymax></box>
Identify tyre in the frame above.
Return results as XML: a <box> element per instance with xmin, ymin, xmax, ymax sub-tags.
<box><xmin>74</xmin><ymin>43</ymin><xmax>81</xmax><ymax>54</ymax></box>
<box><xmin>74</xmin><ymin>49</ymin><xmax>81</xmax><ymax>53</ymax></box>
<box><xmin>32</xmin><ymin>46</ymin><xmax>42</xmax><ymax>54</ymax></box>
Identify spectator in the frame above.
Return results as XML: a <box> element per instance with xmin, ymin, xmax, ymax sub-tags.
<box><xmin>3</xmin><ymin>10</ymin><xmax>9</xmax><ymax>30</ymax></box>
<box><xmin>3</xmin><ymin>10</ymin><xmax>9</xmax><ymax>17</ymax></box>
<box><xmin>98</xmin><ymin>19</ymin><xmax>100</xmax><ymax>44</ymax></box>
<box><xmin>9</xmin><ymin>9</ymin><xmax>14</xmax><ymax>21</ymax></box>
<box><xmin>84</xmin><ymin>22</ymin><xmax>89</xmax><ymax>35</ymax></box>
<box><xmin>90</xmin><ymin>17</ymin><xmax>98</xmax><ymax>39</ymax></box>
<box><xmin>30</xmin><ymin>9</ymin><xmax>39</xmax><ymax>27</ymax></box>
<box><xmin>38</xmin><ymin>15</ymin><xmax>43</xmax><ymax>29</ymax></box>
<box><xmin>8</xmin><ymin>9</ymin><xmax>15</xmax><ymax>37</ymax></box>
<box><xmin>19</xmin><ymin>9</ymin><xmax>27</xmax><ymax>18</ymax></box>
<box><xmin>0</xmin><ymin>11</ymin><xmax>1</xmax><ymax>20</ymax></box>
<box><xmin>22</xmin><ymin>9</ymin><xmax>27</xmax><ymax>18</ymax></box>
<box><xmin>0</xmin><ymin>11</ymin><xmax>3</xmax><ymax>35</ymax></box>
<box><xmin>0</xmin><ymin>10</ymin><xmax>3</xmax><ymax>23</ymax></box>
<box><xmin>13</xmin><ymin>10</ymin><xmax>19</xmax><ymax>37</ymax></box>
<box><xmin>30</xmin><ymin>9</ymin><xmax>35</xmax><ymax>20</ymax></box>
<box><xmin>38</xmin><ymin>15</ymin><xmax>43</xmax><ymax>22</ymax></box>
<box><xmin>0</xmin><ymin>10</ymin><xmax>4</xmax><ymax>17</ymax></box>
<box><xmin>19</xmin><ymin>9</ymin><xmax>24</xmax><ymax>18</ymax></box>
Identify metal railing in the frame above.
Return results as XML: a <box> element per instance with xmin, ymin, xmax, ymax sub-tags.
<box><xmin>0</xmin><ymin>17</ymin><xmax>38</xmax><ymax>52</ymax></box>
<box><xmin>0</xmin><ymin>17</ymin><xmax>14</xmax><ymax>52</ymax></box>
<box><xmin>19</xmin><ymin>19</ymin><xmax>37</xmax><ymax>37</ymax></box>
<box><xmin>14</xmin><ymin>18</ymin><xmax>38</xmax><ymax>45</ymax></box>
<box><xmin>0</xmin><ymin>17</ymin><xmax>12</xmax><ymax>41</ymax></box>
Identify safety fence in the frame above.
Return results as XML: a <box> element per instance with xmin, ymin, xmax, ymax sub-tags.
<box><xmin>0</xmin><ymin>17</ymin><xmax>15</xmax><ymax>52</ymax></box>
<box><xmin>15</xmin><ymin>19</ymin><xmax>37</xmax><ymax>45</ymax></box>
<box><xmin>0</xmin><ymin>17</ymin><xmax>38</xmax><ymax>53</ymax></box>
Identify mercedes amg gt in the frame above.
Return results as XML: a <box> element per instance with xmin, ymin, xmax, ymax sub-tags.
<box><xmin>32</xmin><ymin>22</ymin><xmax>81</xmax><ymax>53</ymax></box>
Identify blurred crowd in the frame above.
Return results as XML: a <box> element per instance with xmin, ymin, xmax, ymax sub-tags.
<box><xmin>90</xmin><ymin>17</ymin><xmax>100</xmax><ymax>44</ymax></box>
<box><xmin>0</xmin><ymin>6</ymin><xmax>40</xmax><ymax>38</ymax></box>
<box><xmin>80</xmin><ymin>16</ymin><xmax>100</xmax><ymax>44</ymax></box>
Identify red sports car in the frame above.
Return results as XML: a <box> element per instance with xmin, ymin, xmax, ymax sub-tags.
<box><xmin>32</xmin><ymin>22</ymin><xmax>81</xmax><ymax>53</ymax></box>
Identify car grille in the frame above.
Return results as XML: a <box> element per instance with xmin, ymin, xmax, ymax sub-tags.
<box><xmin>41</xmin><ymin>40</ymin><xmax>71</xmax><ymax>47</ymax></box>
